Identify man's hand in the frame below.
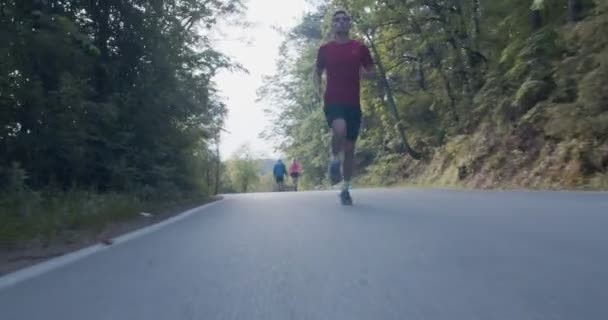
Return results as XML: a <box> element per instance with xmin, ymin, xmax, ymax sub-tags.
<box><xmin>360</xmin><ymin>66</ymin><xmax>376</xmax><ymax>80</ymax></box>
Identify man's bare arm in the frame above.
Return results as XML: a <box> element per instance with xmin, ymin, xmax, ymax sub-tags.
<box><xmin>360</xmin><ymin>44</ymin><xmax>376</xmax><ymax>80</ymax></box>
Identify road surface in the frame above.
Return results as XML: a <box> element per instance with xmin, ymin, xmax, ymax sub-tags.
<box><xmin>1</xmin><ymin>188</ymin><xmax>607</xmax><ymax>319</ymax></box>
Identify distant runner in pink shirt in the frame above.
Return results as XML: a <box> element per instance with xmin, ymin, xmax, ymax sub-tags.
<box><xmin>289</xmin><ymin>159</ymin><xmax>302</xmax><ymax>191</ymax></box>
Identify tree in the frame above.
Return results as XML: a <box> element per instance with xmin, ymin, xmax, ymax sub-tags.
<box><xmin>225</xmin><ymin>144</ymin><xmax>261</xmax><ymax>193</ymax></box>
<box><xmin>0</xmin><ymin>0</ymin><xmax>244</xmax><ymax>198</ymax></box>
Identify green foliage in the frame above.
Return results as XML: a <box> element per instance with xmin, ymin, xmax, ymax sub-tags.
<box><xmin>356</xmin><ymin>154</ymin><xmax>403</xmax><ymax>186</ymax></box>
<box><xmin>504</xmin><ymin>29</ymin><xmax>562</xmax><ymax>85</ymax></box>
<box><xmin>260</xmin><ymin>0</ymin><xmax>606</xmax><ymax>190</ymax></box>
<box><xmin>0</xmin><ymin>0</ymin><xmax>239</xmax><ymax>194</ymax></box>
<box><xmin>514</xmin><ymin>80</ymin><xmax>552</xmax><ymax>112</ymax></box>
<box><xmin>223</xmin><ymin>144</ymin><xmax>262</xmax><ymax>193</ymax></box>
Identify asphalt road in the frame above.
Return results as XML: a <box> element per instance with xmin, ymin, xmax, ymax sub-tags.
<box><xmin>1</xmin><ymin>188</ymin><xmax>608</xmax><ymax>320</ymax></box>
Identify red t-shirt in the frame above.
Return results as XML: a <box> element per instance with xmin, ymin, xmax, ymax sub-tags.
<box><xmin>316</xmin><ymin>40</ymin><xmax>373</xmax><ymax>106</ymax></box>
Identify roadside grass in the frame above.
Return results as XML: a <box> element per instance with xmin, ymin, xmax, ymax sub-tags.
<box><xmin>0</xmin><ymin>190</ymin><xmax>212</xmax><ymax>249</ymax></box>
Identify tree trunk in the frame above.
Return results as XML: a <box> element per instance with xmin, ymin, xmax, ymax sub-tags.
<box><xmin>214</xmin><ymin>142</ymin><xmax>221</xmax><ymax>195</ymax></box>
<box><xmin>568</xmin><ymin>0</ymin><xmax>583</xmax><ymax>22</ymax></box>
<box><xmin>205</xmin><ymin>154</ymin><xmax>211</xmax><ymax>191</ymax></box>
<box><xmin>424</xmin><ymin>0</ymin><xmax>473</xmax><ymax>101</ymax></box>
<box><xmin>469</xmin><ymin>0</ymin><xmax>485</xmax><ymax>91</ymax></box>
<box><xmin>90</xmin><ymin>0</ymin><xmax>111</xmax><ymax>100</ymax></box>
<box><xmin>530</xmin><ymin>10</ymin><xmax>543</xmax><ymax>29</ymax></box>
<box><xmin>32</xmin><ymin>0</ymin><xmax>48</xmax><ymax>13</ymax></box>
<box><xmin>417</xmin><ymin>55</ymin><xmax>427</xmax><ymax>90</ymax></box>
<box><xmin>472</xmin><ymin>0</ymin><xmax>481</xmax><ymax>49</ymax></box>
<box><xmin>364</xmin><ymin>31</ymin><xmax>421</xmax><ymax>160</ymax></box>
<box><xmin>530</xmin><ymin>0</ymin><xmax>544</xmax><ymax>30</ymax></box>
<box><xmin>426</xmin><ymin>45</ymin><xmax>460</xmax><ymax>125</ymax></box>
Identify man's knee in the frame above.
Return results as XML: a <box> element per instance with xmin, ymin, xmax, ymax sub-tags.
<box><xmin>331</xmin><ymin>119</ymin><xmax>347</xmax><ymax>137</ymax></box>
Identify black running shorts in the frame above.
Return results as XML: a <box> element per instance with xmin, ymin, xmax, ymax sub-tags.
<box><xmin>324</xmin><ymin>104</ymin><xmax>362</xmax><ymax>141</ymax></box>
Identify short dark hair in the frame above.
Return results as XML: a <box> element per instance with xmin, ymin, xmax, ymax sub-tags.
<box><xmin>332</xmin><ymin>10</ymin><xmax>348</xmax><ymax>18</ymax></box>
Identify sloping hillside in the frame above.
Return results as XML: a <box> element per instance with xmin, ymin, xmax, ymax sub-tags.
<box><xmin>385</xmin><ymin>2</ymin><xmax>608</xmax><ymax>190</ymax></box>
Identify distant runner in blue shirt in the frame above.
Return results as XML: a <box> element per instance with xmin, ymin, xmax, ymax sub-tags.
<box><xmin>273</xmin><ymin>159</ymin><xmax>287</xmax><ymax>191</ymax></box>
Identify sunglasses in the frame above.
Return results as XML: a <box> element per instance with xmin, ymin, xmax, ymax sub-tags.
<box><xmin>333</xmin><ymin>17</ymin><xmax>351</xmax><ymax>22</ymax></box>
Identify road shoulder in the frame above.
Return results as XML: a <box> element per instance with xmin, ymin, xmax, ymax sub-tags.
<box><xmin>0</xmin><ymin>196</ymin><xmax>223</xmax><ymax>278</ymax></box>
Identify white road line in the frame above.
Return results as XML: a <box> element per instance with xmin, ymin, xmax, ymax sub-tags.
<box><xmin>0</xmin><ymin>198</ymin><xmax>225</xmax><ymax>290</ymax></box>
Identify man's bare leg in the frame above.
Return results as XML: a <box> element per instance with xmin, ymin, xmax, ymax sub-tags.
<box><xmin>329</xmin><ymin>119</ymin><xmax>346</xmax><ymax>184</ymax></box>
<box><xmin>339</xmin><ymin>139</ymin><xmax>355</xmax><ymax>205</ymax></box>
<box><xmin>342</xmin><ymin>140</ymin><xmax>355</xmax><ymax>188</ymax></box>
<box><xmin>331</xmin><ymin>119</ymin><xmax>346</xmax><ymax>158</ymax></box>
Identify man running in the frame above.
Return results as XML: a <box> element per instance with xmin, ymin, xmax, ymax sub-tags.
<box><xmin>289</xmin><ymin>158</ymin><xmax>302</xmax><ymax>191</ymax></box>
<box><xmin>313</xmin><ymin>9</ymin><xmax>375</xmax><ymax>205</ymax></box>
